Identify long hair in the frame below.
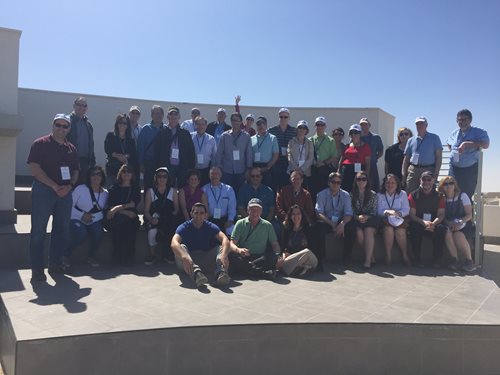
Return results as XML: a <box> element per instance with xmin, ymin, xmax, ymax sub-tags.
<box><xmin>380</xmin><ymin>173</ymin><xmax>402</xmax><ymax>194</ymax></box>
<box><xmin>85</xmin><ymin>165</ymin><xmax>106</xmax><ymax>188</ymax></box>
<box><xmin>116</xmin><ymin>164</ymin><xmax>136</xmax><ymax>186</ymax></box>
<box><xmin>114</xmin><ymin>113</ymin><xmax>132</xmax><ymax>139</ymax></box>
<box><xmin>351</xmin><ymin>171</ymin><xmax>373</xmax><ymax>207</ymax></box>
<box><xmin>284</xmin><ymin>205</ymin><xmax>308</xmax><ymax>231</ymax></box>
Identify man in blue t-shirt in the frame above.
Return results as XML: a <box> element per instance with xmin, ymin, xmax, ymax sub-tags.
<box><xmin>171</xmin><ymin>203</ymin><xmax>231</xmax><ymax>288</ymax></box>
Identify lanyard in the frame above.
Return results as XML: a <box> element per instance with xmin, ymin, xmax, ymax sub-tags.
<box><xmin>331</xmin><ymin>192</ymin><xmax>340</xmax><ymax>213</ymax></box>
<box><xmin>415</xmin><ymin>133</ymin><xmax>426</xmax><ymax>152</ymax></box>
<box><xmin>257</xmin><ymin>133</ymin><xmax>268</xmax><ymax>151</ymax></box>
<box><xmin>244</xmin><ymin>220</ymin><xmax>261</xmax><ymax>243</ymax></box>
<box><xmin>314</xmin><ymin>136</ymin><xmax>326</xmax><ymax>154</ymax></box>
<box><xmin>298</xmin><ymin>139</ymin><xmax>306</xmax><ymax>160</ymax></box>
<box><xmin>210</xmin><ymin>185</ymin><xmax>222</xmax><ymax>205</ymax></box>
<box><xmin>385</xmin><ymin>193</ymin><xmax>396</xmax><ymax>209</ymax></box>
<box><xmin>195</xmin><ymin>134</ymin><xmax>206</xmax><ymax>152</ymax></box>
<box><xmin>232</xmin><ymin>130</ymin><xmax>242</xmax><ymax>147</ymax></box>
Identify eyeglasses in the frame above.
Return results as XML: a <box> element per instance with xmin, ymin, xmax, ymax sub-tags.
<box><xmin>250</xmin><ymin>174</ymin><xmax>262</xmax><ymax>178</ymax></box>
<box><xmin>279</xmin><ymin>116</ymin><xmax>289</xmax><ymax>119</ymax></box>
<box><xmin>356</xmin><ymin>177</ymin><xmax>368</xmax><ymax>181</ymax></box>
<box><xmin>130</xmin><ymin>111</ymin><xmax>140</xmax><ymax>115</ymax></box>
<box><xmin>329</xmin><ymin>180</ymin><xmax>342</xmax><ymax>185</ymax></box>
<box><xmin>422</xmin><ymin>177</ymin><xmax>433</xmax><ymax>182</ymax></box>
<box><xmin>54</xmin><ymin>123</ymin><xmax>70</xmax><ymax>129</ymax></box>
<box><xmin>350</xmin><ymin>131</ymin><xmax>361</xmax><ymax>135</ymax></box>
<box><xmin>316</xmin><ymin>123</ymin><xmax>326</xmax><ymax>127</ymax></box>
<box><xmin>443</xmin><ymin>181</ymin><xmax>455</xmax><ymax>186</ymax></box>
<box><xmin>399</xmin><ymin>132</ymin><xmax>410</xmax><ymax>136</ymax></box>
<box><xmin>333</xmin><ymin>133</ymin><xmax>344</xmax><ymax>137</ymax></box>
<box><xmin>156</xmin><ymin>175</ymin><xmax>168</xmax><ymax>179</ymax></box>
<box><xmin>75</xmin><ymin>103</ymin><xmax>87</xmax><ymax>108</ymax></box>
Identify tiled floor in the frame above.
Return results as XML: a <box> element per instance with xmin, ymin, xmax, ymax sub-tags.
<box><xmin>1</xmin><ymin>259</ymin><xmax>499</xmax><ymax>342</ymax></box>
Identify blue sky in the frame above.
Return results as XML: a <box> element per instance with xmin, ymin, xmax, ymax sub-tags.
<box><xmin>2</xmin><ymin>0</ymin><xmax>499</xmax><ymax>190</ymax></box>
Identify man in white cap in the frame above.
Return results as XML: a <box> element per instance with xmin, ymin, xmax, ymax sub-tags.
<box><xmin>129</xmin><ymin>105</ymin><xmax>142</xmax><ymax>143</ymax></box>
<box><xmin>180</xmin><ymin>107</ymin><xmax>201</xmax><ymax>133</ymax></box>
<box><xmin>402</xmin><ymin>117</ymin><xmax>443</xmax><ymax>193</ymax></box>
<box><xmin>27</xmin><ymin>114</ymin><xmax>80</xmax><ymax>282</ymax></box>
<box><xmin>268</xmin><ymin>107</ymin><xmax>297</xmax><ymax>191</ymax></box>
<box><xmin>359</xmin><ymin>117</ymin><xmax>384</xmax><ymax>192</ymax></box>
<box><xmin>207</xmin><ymin>108</ymin><xmax>231</xmax><ymax>145</ymax></box>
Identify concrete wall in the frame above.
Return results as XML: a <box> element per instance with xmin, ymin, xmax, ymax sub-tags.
<box><xmin>484</xmin><ymin>205</ymin><xmax>500</xmax><ymax>238</ymax></box>
<box><xmin>16</xmin><ymin>88</ymin><xmax>395</xmax><ymax>180</ymax></box>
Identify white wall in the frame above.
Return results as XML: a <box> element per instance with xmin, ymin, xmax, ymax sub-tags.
<box><xmin>16</xmin><ymin>88</ymin><xmax>395</xmax><ymax>179</ymax></box>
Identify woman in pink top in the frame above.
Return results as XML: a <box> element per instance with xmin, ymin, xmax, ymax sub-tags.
<box><xmin>179</xmin><ymin>169</ymin><xmax>208</xmax><ymax>221</ymax></box>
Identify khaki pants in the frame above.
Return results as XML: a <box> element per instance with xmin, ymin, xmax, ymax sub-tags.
<box><xmin>282</xmin><ymin>249</ymin><xmax>318</xmax><ymax>276</ymax></box>
<box><xmin>175</xmin><ymin>245</ymin><xmax>222</xmax><ymax>278</ymax></box>
<box><xmin>406</xmin><ymin>164</ymin><xmax>434</xmax><ymax>193</ymax></box>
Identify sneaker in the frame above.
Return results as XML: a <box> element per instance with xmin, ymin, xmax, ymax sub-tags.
<box><xmin>144</xmin><ymin>255</ymin><xmax>155</xmax><ymax>266</ymax></box>
<box><xmin>263</xmin><ymin>269</ymin><xmax>277</xmax><ymax>281</ymax></box>
<box><xmin>447</xmin><ymin>259</ymin><xmax>460</xmax><ymax>272</ymax></box>
<box><xmin>194</xmin><ymin>270</ymin><xmax>208</xmax><ymax>288</ymax></box>
<box><xmin>462</xmin><ymin>259</ymin><xmax>477</xmax><ymax>273</ymax></box>
<box><xmin>87</xmin><ymin>257</ymin><xmax>100</xmax><ymax>267</ymax></box>
<box><xmin>163</xmin><ymin>255</ymin><xmax>176</xmax><ymax>265</ymax></box>
<box><xmin>31</xmin><ymin>269</ymin><xmax>47</xmax><ymax>282</ymax></box>
<box><xmin>215</xmin><ymin>271</ymin><xmax>230</xmax><ymax>287</ymax></box>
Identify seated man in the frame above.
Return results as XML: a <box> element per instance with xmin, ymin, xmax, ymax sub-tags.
<box><xmin>202</xmin><ymin>166</ymin><xmax>237</xmax><ymax>235</ymax></box>
<box><xmin>408</xmin><ymin>171</ymin><xmax>447</xmax><ymax>267</ymax></box>
<box><xmin>171</xmin><ymin>203</ymin><xmax>231</xmax><ymax>288</ymax></box>
<box><xmin>237</xmin><ymin>167</ymin><xmax>275</xmax><ymax>222</ymax></box>
<box><xmin>224</xmin><ymin>198</ymin><xmax>281</xmax><ymax>280</ymax></box>
<box><xmin>276</xmin><ymin>171</ymin><xmax>315</xmax><ymax>225</ymax></box>
<box><xmin>315</xmin><ymin>172</ymin><xmax>355</xmax><ymax>268</ymax></box>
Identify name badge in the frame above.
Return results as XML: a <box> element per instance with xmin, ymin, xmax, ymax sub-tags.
<box><xmin>423</xmin><ymin>213</ymin><xmax>432</xmax><ymax>222</ymax></box>
<box><xmin>299</xmin><ymin>159</ymin><xmax>305</xmax><ymax>167</ymax></box>
<box><xmin>167</xmin><ymin>188</ymin><xmax>173</xmax><ymax>201</ymax></box>
<box><xmin>171</xmin><ymin>148</ymin><xmax>179</xmax><ymax>159</ymax></box>
<box><xmin>451</xmin><ymin>150</ymin><xmax>459</xmax><ymax>163</ymax></box>
<box><xmin>281</xmin><ymin>147</ymin><xmax>287</xmax><ymax>156</ymax></box>
<box><xmin>214</xmin><ymin>207</ymin><xmax>222</xmax><ymax>219</ymax></box>
<box><xmin>233</xmin><ymin>150</ymin><xmax>240</xmax><ymax>161</ymax></box>
<box><xmin>410</xmin><ymin>152</ymin><xmax>420</xmax><ymax>165</ymax></box>
<box><xmin>60</xmin><ymin>166</ymin><xmax>71</xmax><ymax>181</ymax></box>
<box><xmin>254</xmin><ymin>152</ymin><xmax>261</xmax><ymax>162</ymax></box>
<box><xmin>197</xmin><ymin>153</ymin><xmax>204</xmax><ymax>164</ymax></box>
<box><xmin>354</xmin><ymin>162</ymin><xmax>362</xmax><ymax>172</ymax></box>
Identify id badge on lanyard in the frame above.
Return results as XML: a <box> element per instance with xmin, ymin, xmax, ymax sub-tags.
<box><xmin>60</xmin><ymin>166</ymin><xmax>71</xmax><ymax>181</ymax></box>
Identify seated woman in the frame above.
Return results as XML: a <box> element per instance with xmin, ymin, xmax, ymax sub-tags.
<box><xmin>377</xmin><ymin>174</ymin><xmax>411</xmax><ymax>266</ymax></box>
<box><xmin>178</xmin><ymin>169</ymin><xmax>208</xmax><ymax>221</ymax></box>
<box><xmin>143</xmin><ymin>167</ymin><xmax>179</xmax><ymax>265</ymax></box>
<box><xmin>279</xmin><ymin>205</ymin><xmax>318</xmax><ymax>277</ymax></box>
<box><xmin>106</xmin><ymin>165</ymin><xmax>141</xmax><ymax>266</ymax></box>
<box><xmin>438</xmin><ymin>176</ymin><xmax>476</xmax><ymax>272</ymax></box>
<box><xmin>64</xmin><ymin>166</ymin><xmax>108</xmax><ymax>270</ymax></box>
<box><xmin>104</xmin><ymin>114</ymin><xmax>139</xmax><ymax>187</ymax></box>
<box><xmin>339</xmin><ymin>124</ymin><xmax>371</xmax><ymax>192</ymax></box>
<box><xmin>350</xmin><ymin>171</ymin><xmax>379</xmax><ymax>269</ymax></box>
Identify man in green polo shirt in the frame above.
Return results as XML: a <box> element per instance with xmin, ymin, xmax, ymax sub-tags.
<box><xmin>310</xmin><ymin>116</ymin><xmax>337</xmax><ymax>200</ymax></box>
<box><xmin>225</xmin><ymin>198</ymin><xmax>282</xmax><ymax>280</ymax></box>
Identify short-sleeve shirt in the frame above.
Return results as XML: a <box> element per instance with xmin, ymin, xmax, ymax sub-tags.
<box><xmin>27</xmin><ymin>134</ymin><xmax>79</xmax><ymax>185</ymax></box>
<box><xmin>231</xmin><ymin>217</ymin><xmax>277</xmax><ymax>255</ymax></box>
<box><xmin>446</xmin><ymin>126</ymin><xmax>489</xmax><ymax>168</ymax></box>
<box><xmin>404</xmin><ymin>132</ymin><xmax>442</xmax><ymax>166</ymax></box>
<box><xmin>268</xmin><ymin>124</ymin><xmax>297</xmax><ymax>164</ymax></box>
<box><xmin>251</xmin><ymin>132</ymin><xmax>279</xmax><ymax>163</ymax></box>
<box><xmin>361</xmin><ymin>132</ymin><xmax>383</xmax><ymax>166</ymax></box>
<box><xmin>384</xmin><ymin>143</ymin><xmax>405</xmax><ymax>179</ymax></box>
<box><xmin>176</xmin><ymin>219</ymin><xmax>221</xmax><ymax>252</ymax></box>
<box><xmin>237</xmin><ymin>183</ymin><xmax>275</xmax><ymax>218</ymax></box>
<box><xmin>310</xmin><ymin>134</ymin><xmax>337</xmax><ymax>162</ymax></box>
<box><xmin>342</xmin><ymin>143</ymin><xmax>372</xmax><ymax>165</ymax></box>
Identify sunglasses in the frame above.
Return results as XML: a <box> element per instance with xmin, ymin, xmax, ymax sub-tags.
<box><xmin>356</xmin><ymin>177</ymin><xmax>368</xmax><ymax>181</ymax></box>
<box><xmin>279</xmin><ymin>116</ymin><xmax>289</xmax><ymax>119</ymax></box>
<box><xmin>399</xmin><ymin>132</ymin><xmax>410</xmax><ymax>136</ymax></box>
<box><xmin>333</xmin><ymin>133</ymin><xmax>344</xmax><ymax>137</ymax></box>
<box><xmin>443</xmin><ymin>181</ymin><xmax>455</xmax><ymax>186</ymax></box>
<box><xmin>350</xmin><ymin>131</ymin><xmax>361</xmax><ymax>135</ymax></box>
<box><xmin>117</xmin><ymin>121</ymin><xmax>128</xmax><ymax>126</ymax></box>
<box><xmin>422</xmin><ymin>177</ymin><xmax>433</xmax><ymax>182</ymax></box>
<box><xmin>54</xmin><ymin>123</ymin><xmax>70</xmax><ymax>129</ymax></box>
<box><xmin>250</xmin><ymin>174</ymin><xmax>262</xmax><ymax>178</ymax></box>
<box><xmin>75</xmin><ymin>103</ymin><xmax>87</xmax><ymax>108</ymax></box>
<box><xmin>156</xmin><ymin>175</ymin><xmax>168</xmax><ymax>179</ymax></box>
<box><xmin>316</xmin><ymin>123</ymin><xmax>326</xmax><ymax>127</ymax></box>
<box><xmin>329</xmin><ymin>180</ymin><xmax>342</xmax><ymax>185</ymax></box>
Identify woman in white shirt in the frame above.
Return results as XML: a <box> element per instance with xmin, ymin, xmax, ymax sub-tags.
<box><xmin>377</xmin><ymin>174</ymin><xmax>411</xmax><ymax>266</ymax></box>
<box><xmin>64</xmin><ymin>166</ymin><xmax>109</xmax><ymax>271</ymax></box>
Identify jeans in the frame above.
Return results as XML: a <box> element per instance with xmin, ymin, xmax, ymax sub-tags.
<box><xmin>29</xmin><ymin>181</ymin><xmax>72</xmax><ymax>270</ymax></box>
<box><xmin>65</xmin><ymin>220</ymin><xmax>104</xmax><ymax>259</ymax></box>
<box><xmin>449</xmin><ymin>163</ymin><xmax>478</xmax><ymax>200</ymax></box>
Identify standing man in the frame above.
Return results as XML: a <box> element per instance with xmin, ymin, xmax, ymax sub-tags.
<box><xmin>137</xmin><ymin>105</ymin><xmax>165</xmax><ymax>190</ymax></box>
<box><xmin>191</xmin><ymin>116</ymin><xmax>217</xmax><ymax>186</ymax></box>
<box><xmin>310</xmin><ymin>116</ymin><xmax>337</xmax><ymax>200</ymax></box>
<box><xmin>359</xmin><ymin>117</ymin><xmax>384</xmax><ymax>192</ymax></box>
<box><xmin>251</xmin><ymin>116</ymin><xmax>279</xmax><ymax>188</ymax></box>
<box><xmin>171</xmin><ymin>203</ymin><xmax>231</xmax><ymax>288</ymax></box>
<box><xmin>408</xmin><ymin>171</ymin><xmax>447</xmax><ymax>267</ymax></box>
<box><xmin>446</xmin><ymin>109</ymin><xmax>489</xmax><ymax>199</ymax></box>
<box><xmin>180</xmin><ymin>107</ymin><xmax>201</xmax><ymax>133</ymax></box>
<box><xmin>202</xmin><ymin>166</ymin><xmax>237</xmax><ymax>235</ymax></box>
<box><xmin>155</xmin><ymin>105</ymin><xmax>195</xmax><ymax>187</ymax></box>
<box><xmin>129</xmin><ymin>105</ymin><xmax>142</xmax><ymax>143</ymax></box>
<box><xmin>207</xmin><ymin>108</ymin><xmax>231</xmax><ymax>145</ymax></box>
<box><xmin>402</xmin><ymin>117</ymin><xmax>443</xmax><ymax>193</ymax></box>
<box><xmin>68</xmin><ymin>97</ymin><xmax>95</xmax><ymax>185</ymax></box>
<box><xmin>27</xmin><ymin>114</ymin><xmax>79</xmax><ymax>282</ymax></box>
<box><xmin>268</xmin><ymin>108</ymin><xmax>297</xmax><ymax>191</ymax></box>
<box><xmin>214</xmin><ymin>112</ymin><xmax>253</xmax><ymax>193</ymax></box>
<box><xmin>225</xmin><ymin>198</ymin><xmax>281</xmax><ymax>280</ymax></box>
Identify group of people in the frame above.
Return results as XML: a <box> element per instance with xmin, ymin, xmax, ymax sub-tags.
<box><xmin>27</xmin><ymin>96</ymin><xmax>489</xmax><ymax>288</ymax></box>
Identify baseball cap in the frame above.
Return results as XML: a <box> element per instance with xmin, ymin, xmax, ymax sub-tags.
<box><xmin>246</xmin><ymin>114</ymin><xmax>255</xmax><ymax>120</ymax></box>
<box><xmin>217</xmin><ymin>108</ymin><xmax>226</xmax><ymax>113</ymax></box>
<box><xmin>256</xmin><ymin>116</ymin><xmax>267</xmax><ymax>125</ymax></box>
<box><xmin>359</xmin><ymin>117</ymin><xmax>370</xmax><ymax>125</ymax></box>
<box><xmin>315</xmin><ymin>116</ymin><xmax>326</xmax><ymax>124</ymax></box>
<box><xmin>415</xmin><ymin>116</ymin><xmax>427</xmax><ymax>124</ymax></box>
<box><xmin>247</xmin><ymin>198</ymin><xmax>263</xmax><ymax>208</ymax></box>
<box><xmin>167</xmin><ymin>106</ymin><xmax>180</xmax><ymax>114</ymax></box>
<box><xmin>53</xmin><ymin>114</ymin><xmax>71</xmax><ymax>125</ymax></box>
<box><xmin>129</xmin><ymin>105</ymin><xmax>141</xmax><ymax>114</ymax></box>
<box><xmin>421</xmin><ymin>171</ymin><xmax>434</xmax><ymax>178</ymax></box>
<box><xmin>278</xmin><ymin>107</ymin><xmax>290</xmax><ymax>114</ymax></box>
<box><xmin>349</xmin><ymin>124</ymin><xmax>362</xmax><ymax>133</ymax></box>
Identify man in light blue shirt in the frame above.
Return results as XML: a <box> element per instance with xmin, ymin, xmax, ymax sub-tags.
<box><xmin>251</xmin><ymin>116</ymin><xmax>279</xmax><ymax>188</ymax></box>
<box><xmin>315</xmin><ymin>172</ymin><xmax>355</xmax><ymax>268</ymax></box>
<box><xmin>202</xmin><ymin>166</ymin><xmax>237</xmax><ymax>236</ymax></box>
<box><xmin>360</xmin><ymin>117</ymin><xmax>384</xmax><ymax>192</ymax></box>
<box><xmin>402</xmin><ymin>116</ymin><xmax>443</xmax><ymax>193</ymax></box>
<box><xmin>446</xmin><ymin>109</ymin><xmax>489</xmax><ymax>198</ymax></box>
<box><xmin>191</xmin><ymin>116</ymin><xmax>217</xmax><ymax>186</ymax></box>
<box><xmin>181</xmin><ymin>107</ymin><xmax>200</xmax><ymax>133</ymax></box>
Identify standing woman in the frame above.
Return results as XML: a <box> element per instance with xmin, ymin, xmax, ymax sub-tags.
<box><xmin>143</xmin><ymin>167</ymin><xmax>179</xmax><ymax>265</ymax></box>
<box><xmin>438</xmin><ymin>176</ymin><xmax>476</xmax><ymax>272</ymax></box>
<box><xmin>339</xmin><ymin>124</ymin><xmax>371</xmax><ymax>192</ymax></box>
<box><xmin>65</xmin><ymin>166</ymin><xmax>109</xmax><ymax>270</ymax></box>
<box><xmin>104</xmin><ymin>114</ymin><xmax>139</xmax><ymax>187</ymax></box>
<box><xmin>331</xmin><ymin>127</ymin><xmax>346</xmax><ymax>170</ymax></box>
<box><xmin>384</xmin><ymin>127</ymin><xmax>412</xmax><ymax>181</ymax></box>
<box><xmin>377</xmin><ymin>174</ymin><xmax>411</xmax><ymax>266</ymax></box>
<box><xmin>279</xmin><ymin>205</ymin><xmax>318</xmax><ymax>277</ymax></box>
<box><xmin>287</xmin><ymin>120</ymin><xmax>314</xmax><ymax>189</ymax></box>
<box><xmin>106</xmin><ymin>165</ymin><xmax>141</xmax><ymax>266</ymax></box>
<box><xmin>178</xmin><ymin>169</ymin><xmax>208</xmax><ymax>221</ymax></box>
<box><xmin>350</xmin><ymin>171</ymin><xmax>379</xmax><ymax>269</ymax></box>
